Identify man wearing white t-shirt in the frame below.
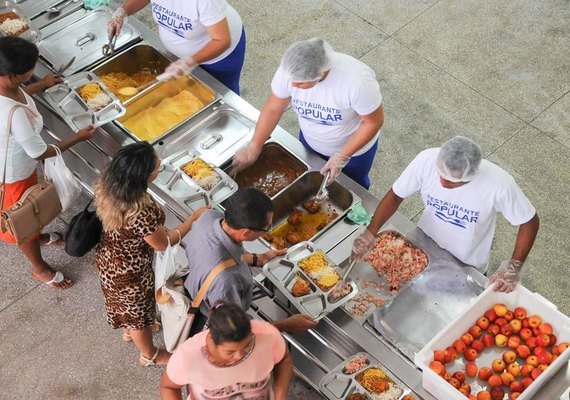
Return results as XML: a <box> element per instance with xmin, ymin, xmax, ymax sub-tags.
<box><xmin>352</xmin><ymin>136</ymin><xmax>539</xmax><ymax>293</ymax></box>
<box><xmin>232</xmin><ymin>38</ymin><xmax>384</xmax><ymax>189</ymax></box>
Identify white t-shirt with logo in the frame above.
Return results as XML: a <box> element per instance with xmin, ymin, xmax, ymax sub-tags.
<box><xmin>0</xmin><ymin>91</ymin><xmax>46</xmax><ymax>183</ymax></box>
<box><xmin>392</xmin><ymin>148</ymin><xmax>536</xmax><ymax>271</ymax></box>
<box><xmin>271</xmin><ymin>52</ymin><xmax>382</xmax><ymax>157</ymax></box>
<box><xmin>151</xmin><ymin>0</ymin><xmax>243</xmax><ymax>63</ymax></box>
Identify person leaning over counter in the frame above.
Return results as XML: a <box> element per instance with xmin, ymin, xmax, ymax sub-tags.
<box><xmin>107</xmin><ymin>0</ymin><xmax>246</xmax><ymax>94</ymax></box>
<box><xmin>183</xmin><ymin>187</ymin><xmax>318</xmax><ymax>335</ymax></box>
<box><xmin>352</xmin><ymin>136</ymin><xmax>539</xmax><ymax>293</ymax></box>
<box><xmin>160</xmin><ymin>301</ymin><xmax>293</xmax><ymax>400</ymax></box>
<box><xmin>231</xmin><ymin>37</ymin><xmax>384</xmax><ymax>189</ymax></box>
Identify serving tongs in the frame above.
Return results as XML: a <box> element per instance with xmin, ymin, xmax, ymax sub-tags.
<box><xmin>325</xmin><ymin>257</ymin><xmax>357</xmax><ymax>306</ymax></box>
<box><xmin>102</xmin><ymin>34</ymin><xmax>117</xmax><ymax>56</ymax></box>
<box><xmin>314</xmin><ymin>171</ymin><xmax>330</xmax><ymax>204</ymax></box>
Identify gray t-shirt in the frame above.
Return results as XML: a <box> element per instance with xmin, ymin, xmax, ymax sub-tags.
<box><xmin>183</xmin><ymin>209</ymin><xmax>253</xmax><ymax>315</ymax></box>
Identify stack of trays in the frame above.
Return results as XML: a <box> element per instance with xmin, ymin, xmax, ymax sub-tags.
<box><xmin>320</xmin><ymin>352</ymin><xmax>413</xmax><ymax>400</ymax></box>
<box><xmin>262</xmin><ymin>242</ymin><xmax>358</xmax><ymax>319</ymax></box>
<box><xmin>0</xmin><ymin>1</ymin><xmax>41</xmax><ymax>43</ymax></box>
<box><xmin>43</xmin><ymin>71</ymin><xmax>126</xmax><ymax>130</ymax></box>
<box><xmin>155</xmin><ymin>149</ymin><xmax>238</xmax><ymax>214</ymax></box>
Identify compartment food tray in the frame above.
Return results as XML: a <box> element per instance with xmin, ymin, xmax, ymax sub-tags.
<box><xmin>262</xmin><ymin>241</ymin><xmax>358</xmax><ymax>320</ymax></box>
<box><xmin>414</xmin><ymin>284</ymin><xmax>570</xmax><ymax>400</ymax></box>
<box><xmin>319</xmin><ymin>352</ymin><xmax>412</xmax><ymax>400</ymax></box>
<box><xmin>0</xmin><ymin>1</ymin><xmax>41</xmax><ymax>43</ymax></box>
<box><xmin>154</xmin><ymin>149</ymin><xmax>237</xmax><ymax>213</ymax></box>
<box><xmin>43</xmin><ymin>71</ymin><xmax>126</xmax><ymax>130</ymax></box>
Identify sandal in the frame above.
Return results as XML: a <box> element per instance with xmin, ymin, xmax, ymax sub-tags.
<box><xmin>123</xmin><ymin>320</ymin><xmax>161</xmax><ymax>342</ymax></box>
<box><xmin>32</xmin><ymin>271</ymin><xmax>74</xmax><ymax>290</ymax></box>
<box><xmin>139</xmin><ymin>348</ymin><xmax>169</xmax><ymax>367</ymax></box>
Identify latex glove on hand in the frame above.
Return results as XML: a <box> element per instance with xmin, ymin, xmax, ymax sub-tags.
<box><xmin>157</xmin><ymin>58</ymin><xmax>197</xmax><ymax>81</ymax></box>
<box><xmin>107</xmin><ymin>7</ymin><xmax>127</xmax><ymax>39</ymax></box>
<box><xmin>230</xmin><ymin>143</ymin><xmax>262</xmax><ymax>174</ymax></box>
<box><xmin>320</xmin><ymin>152</ymin><xmax>351</xmax><ymax>186</ymax></box>
<box><xmin>488</xmin><ymin>259</ymin><xmax>523</xmax><ymax>293</ymax></box>
<box><xmin>351</xmin><ymin>228</ymin><xmax>376</xmax><ymax>261</ymax></box>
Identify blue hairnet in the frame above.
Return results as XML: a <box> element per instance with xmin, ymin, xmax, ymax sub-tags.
<box><xmin>280</xmin><ymin>38</ymin><xmax>333</xmax><ymax>83</ymax></box>
<box><xmin>436</xmin><ymin>136</ymin><xmax>482</xmax><ymax>182</ymax></box>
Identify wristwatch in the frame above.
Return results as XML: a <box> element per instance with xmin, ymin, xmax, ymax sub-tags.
<box><xmin>252</xmin><ymin>254</ymin><xmax>258</xmax><ymax>267</ymax></box>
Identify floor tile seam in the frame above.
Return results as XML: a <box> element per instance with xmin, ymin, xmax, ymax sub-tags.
<box><xmin>0</xmin><ymin>284</ymin><xmax>43</xmax><ymax>314</ymax></box>
<box><xmin>527</xmin><ymin>88</ymin><xmax>570</xmax><ymax>152</ymax></box>
<box><xmin>483</xmin><ymin>123</ymin><xmax>530</xmax><ymax>159</ymax></box>
<box><xmin>388</xmin><ymin>0</ymin><xmax>444</xmax><ymax>37</ymax></box>
<box><xmin>330</xmin><ymin>0</ymin><xmax>391</xmax><ymax>38</ymax></box>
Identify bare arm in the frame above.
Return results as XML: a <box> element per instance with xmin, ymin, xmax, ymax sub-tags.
<box><xmin>273</xmin><ymin>348</ymin><xmax>293</xmax><ymax>400</ymax></box>
<box><xmin>34</xmin><ymin>126</ymin><xmax>96</xmax><ymax>160</ymax></box>
<box><xmin>367</xmin><ymin>188</ymin><xmax>404</xmax><ymax>234</ymax></box>
<box><xmin>145</xmin><ymin>206</ymin><xmax>210</xmax><ymax>251</ymax></box>
<box><xmin>511</xmin><ymin>213</ymin><xmax>539</xmax><ymax>263</ymax></box>
<box><xmin>23</xmin><ymin>74</ymin><xmax>62</xmax><ymax>95</ymax></box>
<box><xmin>339</xmin><ymin>104</ymin><xmax>384</xmax><ymax>157</ymax></box>
<box><xmin>251</xmin><ymin>93</ymin><xmax>291</xmax><ymax>148</ymax></box>
<box><xmin>190</xmin><ymin>19</ymin><xmax>231</xmax><ymax>64</ymax></box>
<box><xmin>272</xmin><ymin>314</ymin><xmax>317</xmax><ymax>333</ymax></box>
<box><xmin>159</xmin><ymin>371</ymin><xmax>184</xmax><ymax>400</ymax></box>
<box><xmin>121</xmin><ymin>0</ymin><xmax>150</xmax><ymax>15</ymax></box>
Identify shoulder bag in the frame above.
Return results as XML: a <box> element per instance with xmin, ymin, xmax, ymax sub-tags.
<box><xmin>0</xmin><ymin>105</ymin><xmax>62</xmax><ymax>245</ymax></box>
<box><xmin>64</xmin><ymin>198</ymin><xmax>102</xmax><ymax>257</ymax></box>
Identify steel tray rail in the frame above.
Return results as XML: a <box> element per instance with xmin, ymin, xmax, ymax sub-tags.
<box><xmin>43</xmin><ymin>71</ymin><xmax>126</xmax><ymax>130</ymax></box>
<box><xmin>154</xmin><ymin>150</ymin><xmax>238</xmax><ymax>214</ymax></box>
<box><xmin>0</xmin><ymin>1</ymin><xmax>41</xmax><ymax>43</ymax></box>
<box><xmin>262</xmin><ymin>242</ymin><xmax>358</xmax><ymax>320</ymax></box>
<box><xmin>319</xmin><ymin>352</ymin><xmax>411</xmax><ymax>400</ymax></box>
<box><xmin>343</xmin><ymin>228</ymin><xmax>431</xmax><ymax>324</ymax></box>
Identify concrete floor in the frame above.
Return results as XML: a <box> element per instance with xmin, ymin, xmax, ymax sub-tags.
<box><xmin>2</xmin><ymin>0</ymin><xmax>569</xmax><ymax>398</ymax></box>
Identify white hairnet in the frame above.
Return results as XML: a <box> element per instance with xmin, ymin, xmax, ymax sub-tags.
<box><xmin>436</xmin><ymin>136</ymin><xmax>482</xmax><ymax>182</ymax></box>
<box><xmin>280</xmin><ymin>38</ymin><xmax>333</xmax><ymax>83</ymax></box>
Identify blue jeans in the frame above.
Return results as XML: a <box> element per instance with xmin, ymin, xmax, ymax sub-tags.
<box><xmin>299</xmin><ymin>131</ymin><xmax>378</xmax><ymax>189</ymax></box>
<box><xmin>200</xmin><ymin>27</ymin><xmax>246</xmax><ymax>95</ymax></box>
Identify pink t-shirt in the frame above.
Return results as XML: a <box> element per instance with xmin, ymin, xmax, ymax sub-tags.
<box><xmin>167</xmin><ymin>320</ymin><xmax>286</xmax><ymax>400</ymax></box>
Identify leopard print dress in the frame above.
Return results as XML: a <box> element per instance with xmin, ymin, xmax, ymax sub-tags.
<box><xmin>94</xmin><ymin>201</ymin><xmax>165</xmax><ymax>330</ymax></box>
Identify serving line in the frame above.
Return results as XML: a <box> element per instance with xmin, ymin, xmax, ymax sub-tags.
<box><xmin>25</xmin><ymin>4</ymin><xmax>570</xmax><ymax>399</ymax></box>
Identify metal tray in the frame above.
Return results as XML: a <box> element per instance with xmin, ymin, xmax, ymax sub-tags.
<box><xmin>262</xmin><ymin>242</ymin><xmax>358</xmax><ymax>320</ymax></box>
<box><xmin>261</xmin><ymin>171</ymin><xmax>359</xmax><ymax>249</ymax></box>
<box><xmin>90</xmin><ymin>43</ymin><xmax>171</xmax><ymax>104</ymax></box>
<box><xmin>154</xmin><ymin>149</ymin><xmax>237</xmax><ymax>214</ymax></box>
<box><xmin>12</xmin><ymin>0</ymin><xmax>79</xmax><ymax>19</ymax></box>
<box><xmin>116</xmin><ymin>75</ymin><xmax>219</xmax><ymax>144</ymax></box>
<box><xmin>0</xmin><ymin>1</ymin><xmax>41</xmax><ymax>43</ymax></box>
<box><xmin>160</xmin><ymin>104</ymin><xmax>254</xmax><ymax>166</ymax></box>
<box><xmin>319</xmin><ymin>352</ymin><xmax>411</xmax><ymax>400</ymax></box>
<box><xmin>43</xmin><ymin>71</ymin><xmax>126</xmax><ymax>130</ymax></box>
<box><xmin>343</xmin><ymin>228</ymin><xmax>430</xmax><ymax>324</ymax></box>
<box><xmin>222</xmin><ymin>142</ymin><xmax>309</xmax><ymax>199</ymax></box>
<box><xmin>38</xmin><ymin>7</ymin><xmax>141</xmax><ymax>77</ymax></box>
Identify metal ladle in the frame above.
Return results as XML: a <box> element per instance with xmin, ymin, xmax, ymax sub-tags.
<box><xmin>47</xmin><ymin>0</ymin><xmax>79</xmax><ymax>14</ymax></box>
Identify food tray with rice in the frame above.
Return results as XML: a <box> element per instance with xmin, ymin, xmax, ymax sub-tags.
<box><xmin>342</xmin><ymin>229</ymin><xmax>430</xmax><ymax>324</ymax></box>
<box><xmin>153</xmin><ymin>148</ymin><xmax>237</xmax><ymax>214</ymax></box>
<box><xmin>43</xmin><ymin>71</ymin><xmax>126</xmax><ymax>131</ymax></box>
<box><xmin>261</xmin><ymin>242</ymin><xmax>358</xmax><ymax>320</ymax></box>
<box><xmin>0</xmin><ymin>1</ymin><xmax>41</xmax><ymax>43</ymax></box>
<box><xmin>319</xmin><ymin>352</ymin><xmax>414</xmax><ymax>400</ymax></box>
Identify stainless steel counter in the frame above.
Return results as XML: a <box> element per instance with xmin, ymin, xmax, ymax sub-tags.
<box><xmin>27</xmin><ymin>6</ymin><xmax>570</xmax><ymax>400</ymax></box>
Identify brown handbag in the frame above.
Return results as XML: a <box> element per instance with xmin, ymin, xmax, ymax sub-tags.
<box><xmin>0</xmin><ymin>105</ymin><xmax>62</xmax><ymax>244</ymax></box>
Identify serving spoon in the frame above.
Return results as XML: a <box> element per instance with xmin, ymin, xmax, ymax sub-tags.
<box><xmin>47</xmin><ymin>0</ymin><xmax>79</xmax><ymax>14</ymax></box>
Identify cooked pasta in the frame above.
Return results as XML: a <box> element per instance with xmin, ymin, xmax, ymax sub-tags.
<box><xmin>99</xmin><ymin>70</ymin><xmax>156</xmax><ymax>101</ymax></box>
<box><xmin>181</xmin><ymin>158</ymin><xmax>220</xmax><ymax>190</ymax></box>
<box><xmin>355</xmin><ymin>367</ymin><xmax>403</xmax><ymax>400</ymax></box>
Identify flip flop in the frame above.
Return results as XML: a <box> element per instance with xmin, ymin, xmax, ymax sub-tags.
<box><xmin>32</xmin><ymin>271</ymin><xmax>74</xmax><ymax>290</ymax></box>
<box><xmin>44</xmin><ymin>232</ymin><xmax>64</xmax><ymax>246</ymax></box>
<box><xmin>123</xmin><ymin>320</ymin><xmax>162</xmax><ymax>342</ymax></box>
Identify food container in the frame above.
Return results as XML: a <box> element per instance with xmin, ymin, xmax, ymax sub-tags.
<box><xmin>154</xmin><ymin>149</ymin><xmax>237</xmax><ymax>214</ymax></box>
<box><xmin>90</xmin><ymin>43</ymin><xmax>171</xmax><ymax>104</ymax></box>
<box><xmin>38</xmin><ymin>7</ymin><xmax>141</xmax><ymax>77</ymax></box>
<box><xmin>262</xmin><ymin>242</ymin><xmax>358</xmax><ymax>319</ymax></box>
<box><xmin>13</xmin><ymin>0</ymin><xmax>80</xmax><ymax>19</ymax></box>
<box><xmin>320</xmin><ymin>352</ymin><xmax>412</xmax><ymax>400</ymax></box>
<box><xmin>43</xmin><ymin>71</ymin><xmax>126</xmax><ymax>130</ymax></box>
<box><xmin>115</xmin><ymin>75</ymin><xmax>219</xmax><ymax>144</ymax></box>
<box><xmin>261</xmin><ymin>171</ymin><xmax>359</xmax><ymax>250</ymax></box>
<box><xmin>414</xmin><ymin>284</ymin><xmax>570</xmax><ymax>400</ymax></box>
<box><xmin>223</xmin><ymin>142</ymin><xmax>309</xmax><ymax>198</ymax></box>
<box><xmin>0</xmin><ymin>1</ymin><xmax>41</xmax><ymax>43</ymax></box>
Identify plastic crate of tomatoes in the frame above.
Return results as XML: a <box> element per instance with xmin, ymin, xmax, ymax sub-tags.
<box><xmin>415</xmin><ymin>284</ymin><xmax>570</xmax><ymax>400</ymax></box>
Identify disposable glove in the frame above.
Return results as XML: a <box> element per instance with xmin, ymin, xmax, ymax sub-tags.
<box><xmin>157</xmin><ymin>58</ymin><xmax>197</xmax><ymax>81</ymax></box>
<box><xmin>488</xmin><ymin>259</ymin><xmax>523</xmax><ymax>293</ymax></box>
<box><xmin>320</xmin><ymin>152</ymin><xmax>350</xmax><ymax>185</ymax></box>
<box><xmin>230</xmin><ymin>143</ymin><xmax>262</xmax><ymax>174</ymax></box>
<box><xmin>351</xmin><ymin>228</ymin><xmax>377</xmax><ymax>261</ymax></box>
<box><xmin>107</xmin><ymin>7</ymin><xmax>127</xmax><ymax>39</ymax></box>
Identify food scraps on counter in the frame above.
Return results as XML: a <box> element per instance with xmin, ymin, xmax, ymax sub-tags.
<box><xmin>345</xmin><ymin>293</ymin><xmax>386</xmax><ymax>317</ymax></box>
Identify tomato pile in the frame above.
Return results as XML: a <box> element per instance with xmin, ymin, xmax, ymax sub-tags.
<box><xmin>428</xmin><ymin>303</ymin><xmax>568</xmax><ymax>400</ymax></box>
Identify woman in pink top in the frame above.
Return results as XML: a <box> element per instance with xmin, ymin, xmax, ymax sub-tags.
<box><xmin>160</xmin><ymin>301</ymin><xmax>293</xmax><ymax>400</ymax></box>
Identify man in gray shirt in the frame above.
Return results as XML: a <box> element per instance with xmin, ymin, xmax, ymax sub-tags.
<box><xmin>184</xmin><ymin>188</ymin><xmax>317</xmax><ymax>335</ymax></box>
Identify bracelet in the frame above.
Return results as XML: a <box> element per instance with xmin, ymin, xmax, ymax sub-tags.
<box><xmin>252</xmin><ymin>254</ymin><xmax>258</xmax><ymax>267</ymax></box>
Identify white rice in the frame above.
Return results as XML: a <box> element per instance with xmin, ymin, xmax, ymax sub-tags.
<box><xmin>194</xmin><ymin>173</ymin><xmax>221</xmax><ymax>191</ymax></box>
<box><xmin>86</xmin><ymin>93</ymin><xmax>112</xmax><ymax>110</ymax></box>
<box><xmin>0</xmin><ymin>18</ymin><xmax>27</xmax><ymax>35</ymax></box>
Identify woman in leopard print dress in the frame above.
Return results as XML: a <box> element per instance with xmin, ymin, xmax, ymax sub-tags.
<box><xmin>94</xmin><ymin>142</ymin><xmax>208</xmax><ymax>367</ymax></box>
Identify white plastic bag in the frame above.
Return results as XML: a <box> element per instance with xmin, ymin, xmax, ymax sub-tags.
<box><xmin>44</xmin><ymin>145</ymin><xmax>81</xmax><ymax>211</ymax></box>
<box><xmin>154</xmin><ymin>238</ymin><xmax>193</xmax><ymax>352</ymax></box>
